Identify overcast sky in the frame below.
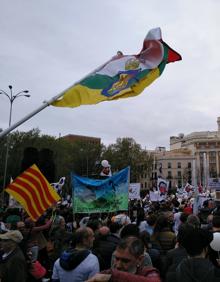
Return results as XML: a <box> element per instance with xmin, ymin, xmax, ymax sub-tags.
<box><xmin>0</xmin><ymin>0</ymin><xmax>220</xmax><ymax>150</ymax></box>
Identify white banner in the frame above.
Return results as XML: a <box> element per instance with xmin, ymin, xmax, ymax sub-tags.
<box><xmin>129</xmin><ymin>183</ymin><xmax>141</xmax><ymax>200</ymax></box>
<box><xmin>208</xmin><ymin>178</ymin><xmax>220</xmax><ymax>190</ymax></box>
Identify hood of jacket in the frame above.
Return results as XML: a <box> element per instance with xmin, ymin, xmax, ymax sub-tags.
<box><xmin>59</xmin><ymin>249</ymin><xmax>90</xmax><ymax>271</ymax></box>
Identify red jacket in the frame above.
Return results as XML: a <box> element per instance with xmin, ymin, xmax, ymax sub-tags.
<box><xmin>103</xmin><ymin>267</ymin><xmax>161</xmax><ymax>282</ymax></box>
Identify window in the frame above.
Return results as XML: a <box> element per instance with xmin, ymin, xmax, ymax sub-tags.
<box><xmin>177</xmin><ymin>171</ymin><xmax>182</xmax><ymax>178</ymax></box>
<box><xmin>188</xmin><ymin>162</ymin><xmax>191</xmax><ymax>169</ymax></box>
<box><xmin>177</xmin><ymin>162</ymin><xmax>181</xmax><ymax>169</ymax></box>
<box><xmin>168</xmin><ymin>162</ymin><xmax>171</xmax><ymax>169</ymax></box>
<box><xmin>168</xmin><ymin>171</ymin><xmax>172</xmax><ymax>178</ymax></box>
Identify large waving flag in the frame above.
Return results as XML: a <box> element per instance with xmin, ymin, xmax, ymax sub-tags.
<box><xmin>5</xmin><ymin>164</ymin><xmax>61</xmax><ymax>221</ymax></box>
<box><xmin>52</xmin><ymin>27</ymin><xmax>181</xmax><ymax>108</ymax></box>
<box><xmin>72</xmin><ymin>167</ymin><xmax>130</xmax><ymax>213</ymax></box>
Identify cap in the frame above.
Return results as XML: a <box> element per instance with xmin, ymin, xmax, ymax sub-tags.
<box><xmin>0</xmin><ymin>230</ymin><xmax>23</xmax><ymax>243</ymax></box>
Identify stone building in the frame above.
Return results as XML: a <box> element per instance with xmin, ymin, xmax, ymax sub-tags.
<box><xmin>139</xmin><ymin>117</ymin><xmax>220</xmax><ymax>190</ymax></box>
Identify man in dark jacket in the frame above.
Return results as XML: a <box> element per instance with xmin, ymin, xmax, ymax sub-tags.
<box><xmin>0</xmin><ymin>230</ymin><xmax>27</xmax><ymax>282</ymax></box>
<box><xmin>166</xmin><ymin>224</ymin><xmax>220</xmax><ymax>282</ymax></box>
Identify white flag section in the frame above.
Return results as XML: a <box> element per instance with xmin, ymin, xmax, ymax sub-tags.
<box><xmin>50</xmin><ymin>177</ymin><xmax>66</xmax><ymax>195</ymax></box>
<box><xmin>8</xmin><ymin>177</ymin><xmax>22</xmax><ymax>208</ymax></box>
<box><xmin>9</xmin><ymin>195</ymin><xmax>22</xmax><ymax>208</ymax></box>
<box><xmin>129</xmin><ymin>183</ymin><xmax>141</xmax><ymax>200</ymax></box>
<box><xmin>157</xmin><ymin>177</ymin><xmax>169</xmax><ymax>195</ymax></box>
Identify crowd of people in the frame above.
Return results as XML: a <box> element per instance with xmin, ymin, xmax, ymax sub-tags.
<box><xmin>1</xmin><ymin>192</ymin><xmax>220</xmax><ymax>282</ymax></box>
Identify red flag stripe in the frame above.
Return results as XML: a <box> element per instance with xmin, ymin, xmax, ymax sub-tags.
<box><xmin>21</xmin><ymin>173</ymin><xmax>50</xmax><ymax>210</ymax></box>
<box><xmin>13</xmin><ymin>178</ymin><xmax>45</xmax><ymax>215</ymax></box>
<box><xmin>7</xmin><ymin>184</ymin><xmax>39</xmax><ymax>220</ymax></box>
<box><xmin>7</xmin><ymin>187</ymin><xmax>37</xmax><ymax>221</ymax></box>
<box><xmin>27</xmin><ymin>167</ymin><xmax>56</xmax><ymax>204</ymax></box>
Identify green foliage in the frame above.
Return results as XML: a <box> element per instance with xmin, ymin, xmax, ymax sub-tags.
<box><xmin>0</xmin><ymin>130</ymin><xmax>153</xmax><ymax>192</ymax></box>
<box><xmin>102</xmin><ymin>137</ymin><xmax>153</xmax><ymax>182</ymax></box>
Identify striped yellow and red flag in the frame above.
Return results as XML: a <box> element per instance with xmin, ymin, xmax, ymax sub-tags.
<box><xmin>5</xmin><ymin>164</ymin><xmax>61</xmax><ymax>221</ymax></box>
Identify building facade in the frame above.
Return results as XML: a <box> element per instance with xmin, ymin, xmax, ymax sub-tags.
<box><xmin>139</xmin><ymin>117</ymin><xmax>220</xmax><ymax>190</ymax></box>
<box><xmin>170</xmin><ymin>117</ymin><xmax>220</xmax><ymax>186</ymax></box>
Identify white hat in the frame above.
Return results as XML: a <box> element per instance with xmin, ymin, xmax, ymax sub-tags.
<box><xmin>101</xmin><ymin>160</ymin><xmax>110</xmax><ymax>168</ymax></box>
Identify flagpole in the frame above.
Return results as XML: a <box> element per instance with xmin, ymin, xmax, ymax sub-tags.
<box><xmin>0</xmin><ymin>56</ymin><xmax>116</xmax><ymax>139</ymax></box>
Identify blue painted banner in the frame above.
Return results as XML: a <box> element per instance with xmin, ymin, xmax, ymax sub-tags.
<box><xmin>72</xmin><ymin>167</ymin><xmax>130</xmax><ymax>213</ymax></box>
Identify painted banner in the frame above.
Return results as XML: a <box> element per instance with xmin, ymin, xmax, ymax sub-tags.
<box><xmin>72</xmin><ymin>167</ymin><xmax>130</xmax><ymax>213</ymax></box>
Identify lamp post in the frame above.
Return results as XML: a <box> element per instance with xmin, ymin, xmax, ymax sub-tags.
<box><xmin>0</xmin><ymin>85</ymin><xmax>30</xmax><ymax>196</ymax></box>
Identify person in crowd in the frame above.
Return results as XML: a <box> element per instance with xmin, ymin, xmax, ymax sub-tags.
<box><xmin>86</xmin><ymin>236</ymin><xmax>161</xmax><ymax>282</ymax></box>
<box><xmin>47</xmin><ymin>215</ymin><xmax>72</xmax><ymax>263</ymax></box>
<box><xmin>137</xmin><ymin>208</ymin><xmax>148</xmax><ymax>233</ymax></box>
<box><xmin>208</xmin><ymin>215</ymin><xmax>220</xmax><ymax>268</ymax></box>
<box><xmin>51</xmin><ymin>227</ymin><xmax>99</xmax><ymax>282</ymax></box>
<box><xmin>198</xmin><ymin>200</ymin><xmax>212</xmax><ymax>225</ymax></box>
<box><xmin>165</xmin><ymin>224</ymin><xmax>189</xmax><ymax>281</ymax></box>
<box><xmin>166</xmin><ymin>224</ymin><xmax>220</xmax><ymax>282</ymax></box>
<box><xmin>119</xmin><ymin>223</ymin><xmax>152</xmax><ymax>267</ymax></box>
<box><xmin>151</xmin><ymin>215</ymin><xmax>176</xmax><ymax>255</ymax></box>
<box><xmin>92</xmin><ymin>225</ymin><xmax>120</xmax><ymax>270</ymax></box>
<box><xmin>139</xmin><ymin>230</ymin><xmax>161</xmax><ymax>272</ymax></box>
<box><xmin>0</xmin><ymin>230</ymin><xmax>27</xmax><ymax>282</ymax></box>
<box><xmin>186</xmin><ymin>214</ymin><xmax>200</xmax><ymax>228</ymax></box>
<box><xmin>145</xmin><ymin>214</ymin><xmax>157</xmax><ymax>236</ymax></box>
<box><xmin>87</xmin><ymin>218</ymin><xmax>102</xmax><ymax>235</ymax></box>
<box><xmin>183</xmin><ymin>200</ymin><xmax>193</xmax><ymax>215</ymax></box>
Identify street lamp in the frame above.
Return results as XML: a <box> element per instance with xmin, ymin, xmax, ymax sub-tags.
<box><xmin>0</xmin><ymin>85</ymin><xmax>30</xmax><ymax>194</ymax></box>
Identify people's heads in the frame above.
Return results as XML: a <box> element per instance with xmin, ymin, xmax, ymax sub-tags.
<box><xmin>98</xmin><ymin>226</ymin><xmax>110</xmax><ymax>236</ymax></box>
<box><xmin>186</xmin><ymin>214</ymin><xmax>200</xmax><ymax>228</ymax></box>
<box><xmin>146</xmin><ymin>214</ymin><xmax>157</xmax><ymax>226</ymax></box>
<box><xmin>0</xmin><ymin>230</ymin><xmax>23</xmax><ymax>253</ymax></box>
<box><xmin>113</xmin><ymin>236</ymin><xmax>145</xmax><ymax>273</ymax></box>
<box><xmin>109</xmin><ymin>222</ymin><xmax>121</xmax><ymax>234</ymax></box>
<box><xmin>180</xmin><ymin>224</ymin><xmax>213</xmax><ymax>257</ymax></box>
<box><xmin>87</xmin><ymin>219</ymin><xmax>102</xmax><ymax>233</ymax></box>
<box><xmin>74</xmin><ymin>227</ymin><xmax>95</xmax><ymax>249</ymax></box>
<box><xmin>154</xmin><ymin>215</ymin><xmax>170</xmax><ymax>232</ymax></box>
<box><xmin>180</xmin><ymin>212</ymin><xmax>188</xmax><ymax>224</ymax></box>
<box><xmin>120</xmin><ymin>223</ymin><xmax>139</xmax><ymax>239</ymax></box>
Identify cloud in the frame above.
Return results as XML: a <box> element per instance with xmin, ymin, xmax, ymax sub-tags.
<box><xmin>0</xmin><ymin>0</ymin><xmax>220</xmax><ymax>151</ymax></box>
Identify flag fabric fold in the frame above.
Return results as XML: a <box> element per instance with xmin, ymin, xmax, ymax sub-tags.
<box><xmin>52</xmin><ymin>27</ymin><xmax>181</xmax><ymax>108</ymax></box>
<box><xmin>5</xmin><ymin>164</ymin><xmax>61</xmax><ymax>221</ymax></box>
